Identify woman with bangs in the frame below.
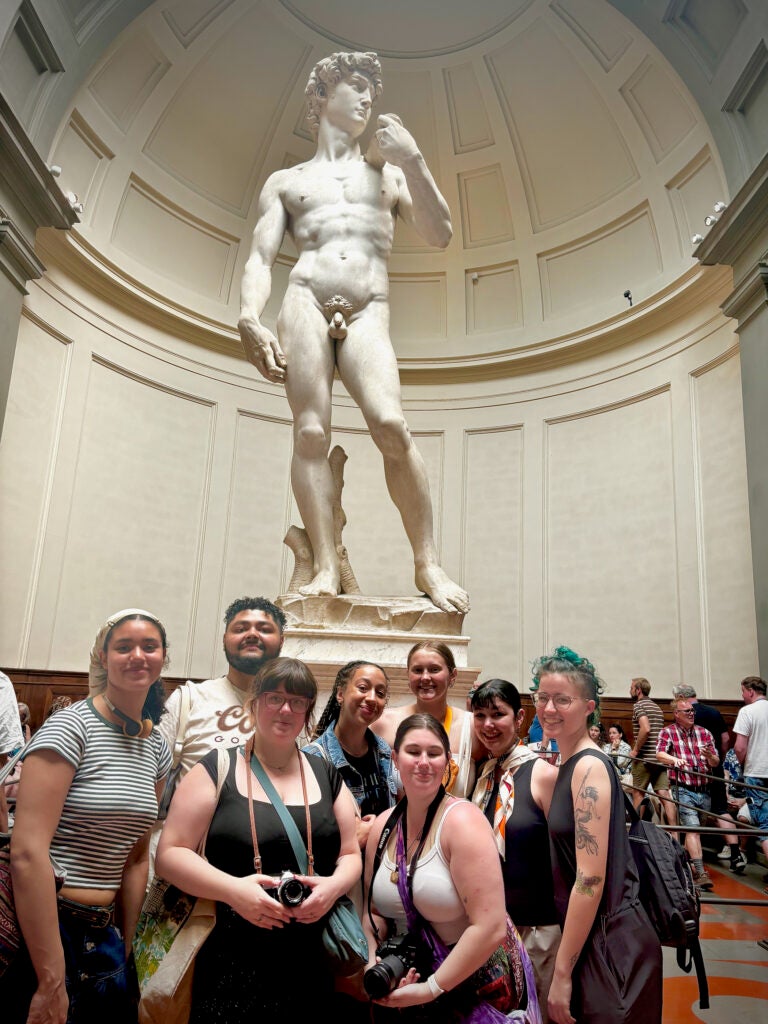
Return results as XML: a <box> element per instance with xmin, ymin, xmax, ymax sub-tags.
<box><xmin>470</xmin><ymin>678</ymin><xmax>560</xmax><ymax>1022</ymax></box>
<box><xmin>532</xmin><ymin>646</ymin><xmax>661</xmax><ymax>1024</ymax></box>
<box><xmin>156</xmin><ymin>656</ymin><xmax>361</xmax><ymax>1022</ymax></box>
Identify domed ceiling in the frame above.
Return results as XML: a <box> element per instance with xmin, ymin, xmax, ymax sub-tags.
<box><xmin>47</xmin><ymin>0</ymin><xmax>726</xmax><ymax>373</ymax></box>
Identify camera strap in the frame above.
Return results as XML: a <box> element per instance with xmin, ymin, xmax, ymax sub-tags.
<box><xmin>244</xmin><ymin>737</ymin><xmax>314</xmax><ymax>876</ymax></box>
<box><xmin>366</xmin><ymin>787</ymin><xmax>446</xmax><ymax>940</ymax></box>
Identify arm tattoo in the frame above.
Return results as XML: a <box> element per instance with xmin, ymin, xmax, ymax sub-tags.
<box><xmin>574</xmin><ymin>765</ymin><xmax>601</xmax><ymax>856</ymax></box>
<box><xmin>575</xmin><ymin>867</ymin><xmax>602</xmax><ymax>896</ymax></box>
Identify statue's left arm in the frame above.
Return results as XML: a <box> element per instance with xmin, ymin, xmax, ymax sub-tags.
<box><xmin>374</xmin><ymin>114</ymin><xmax>452</xmax><ymax>249</ymax></box>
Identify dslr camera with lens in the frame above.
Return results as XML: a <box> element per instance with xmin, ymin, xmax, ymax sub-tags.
<box><xmin>363</xmin><ymin>932</ymin><xmax>422</xmax><ymax>999</ymax></box>
<box><xmin>267</xmin><ymin>870</ymin><xmax>312</xmax><ymax>907</ymax></box>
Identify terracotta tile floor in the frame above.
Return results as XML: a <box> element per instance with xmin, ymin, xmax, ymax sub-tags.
<box><xmin>661</xmin><ymin>856</ymin><xmax>768</xmax><ymax>1023</ymax></box>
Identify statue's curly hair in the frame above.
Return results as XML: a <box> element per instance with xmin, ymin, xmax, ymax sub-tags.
<box><xmin>530</xmin><ymin>645</ymin><xmax>604</xmax><ymax>726</ymax></box>
<box><xmin>305</xmin><ymin>51</ymin><xmax>383</xmax><ymax>136</ymax></box>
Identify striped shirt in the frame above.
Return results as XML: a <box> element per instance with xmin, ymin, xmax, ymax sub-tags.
<box><xmin>632</xmin><ymin>697</ymin><xmax>665</xmax><ymax>763</ymax></box>
<box><xmin>24</xmin><ymin>698</ymin><xmax>171</xmax><ymax>888</ymax></box>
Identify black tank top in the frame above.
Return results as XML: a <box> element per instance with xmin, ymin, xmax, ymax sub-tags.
<box><xmin>201</xmin><ymin>746</ymin><xmax>343</xmax><ymax>878</ymax></box>
<box><xmin>548</xmin><ymin>748</ymin><xmax>640</xmax><ymax>922</ymax></box>
<box><xmin>488</xmin><ymin>758</ymin><xmax>559</xmax><ymax>926</ymax></box>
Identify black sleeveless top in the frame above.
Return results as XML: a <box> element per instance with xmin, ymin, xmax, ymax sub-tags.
<box><xmin>486</xmin><ymin>758</ymin><xmax>559</xmax><ymax>926</ymax></box>
<box><xmin>547</xmin><ymin>748</ymin><xmax>662</xmax><ymax>1024</ymax></box>
<box><xmin>548</xmin><ymin>747</ymin><xmax>639</xmax><ymax>920</ymax></box>
<box><xmin>201</xmin><ymin>746</ymin><xmax>343</xmax><ymax>877</ymax></box>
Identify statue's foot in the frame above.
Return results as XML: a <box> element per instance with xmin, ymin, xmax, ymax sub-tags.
<box><xmin>298</xmin><ymin>569</ymin><xmax>340</xmax><ymax>598</ymax></box>
<box><xmin>415</xmin><ymin>565</ymin><xmax>470</xmax><ymax>614</ymax></box>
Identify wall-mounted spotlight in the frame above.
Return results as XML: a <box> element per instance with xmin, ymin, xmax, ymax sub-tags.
<box><xmin>65</xmin><ymin>191</ymin><xmax>84</xmax><ymax>215</ymax></box>
<box><xmin>691</xmin><ymin>233</ymin><xmax>704</xmax><ymax>245</ymax></box>
<box><xmin>623</xmin><ymin>289</ymin><xmax>633</xmax><ymax>307</ymax></box>
<box><xmin>713</xmin><ymin>201</ymin><xmax>728</xmax><ymax>214</ymax></box>
<box><xmin>49</xmin><ymin>164</ymin><xmax>62</xmax><ymax>178</ymax></box>
<box><xmin>704</xmin><ymin>214</ymin><xmax>718</xmax><ymax>227</ymax></box>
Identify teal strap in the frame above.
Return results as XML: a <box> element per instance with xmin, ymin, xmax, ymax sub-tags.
<box><xmin>248</xmin><ymin>749</ymin><xmax>309</xmax><ymax>874</ymax></box>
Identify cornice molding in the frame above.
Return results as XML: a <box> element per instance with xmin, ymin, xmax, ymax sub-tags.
<box><xmin>722</xmin><ymin>260</ymin><xmax>768</xmax><ymax>328</ymax></box>
<box><xmin>36</xmin><ymin>228</ymin><xmax>733</xmax><ymax>385</ymax></box>
<box><xmin>0</xmin><ymin>92</ymin><xmax>76</xmax><ymax>235</ymax></box>
<box><xmin>0</xmin><ymin>217</ymin><xmax>46</xmax><ymax>292</ymax></box>
<box><xmin>693</xmin><ymin>151</ymin><xmax>768</xmax><ymax>270</ymax></box>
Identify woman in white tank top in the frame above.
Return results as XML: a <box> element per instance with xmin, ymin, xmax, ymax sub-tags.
<box><xmin>362</xmin><ymin>712</ymin><xmax>537</xmax><ymax>1022</ymax></box>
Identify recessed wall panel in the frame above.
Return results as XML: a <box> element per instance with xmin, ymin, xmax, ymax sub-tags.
<box><xmin>111</xmin><ymin>177</ymin><xmax>239</xmax><ymax>300</ymax></box>
<box><xmin>464</xmin><ymin>427</ymin><xmax>523</xmax><ymax>678</ymax></box>
<box><xmin>458</xmin><ymin>165</ymin><xmax>514</xmax><ymax>248</ymax></box>
<box><xmin>545</xmin><ymin>392</ymin><xmax>680</xmax><ymax>690</ymax></box>
<box><xmin>443</xmin><ymin>63</ymin><xmax>494</xmax><ymax>153</ymax></box>
<box><xmin>332</xmin><ymin>428</ymin><xmax>445</xmax><ymax>601</ymax></box>
<box><xmin>145</xmin><ymin>8</ymin><xmax>309</xmax><ymax>212</ymax></box>
<box><xmin>487</xmin><ymin>20</ymin><xmax>637</xmax><ymax>229</ymax></box>
<box><xmin>666</xmin><ymin>148</ymin><xmax>723</xmax><ymax>256</ymax></box>
<box><xmin>88</xmin><ymin>29</ymin><xmax>170</xmax><ymax>131</ymax></box>
<box><xmin>50</xmin><ymin>111</ymin><xmax>114</xmax><ymax>221</ymax></box>
<box><xmin>466</xmin><ymin>263</ymin><xmax>522</xmax><ymax>334</ymax></box>
<box><xmin>539</xmin><ymin>206</ymin><xmax>661</xmax><ymax>318</ymax></box>
<box><xmin>621</xmin><ymin>57</ymin><xmax>696</xmax><ymax>161</ymax></box>
<box><xmin>50</xmin><ymin>359</ymin><xmax>215</xmax><ymax>666</ymax></box>
<box><xmin>693</xmin><ymin>353</ymin><xmax>758</xmax><ymax>683</ymax></box>
<box><xmin>222</xmin><ymin>411</ymin><xmax>294</xmax><ymax>599</ymax></box>
<box><xmin>389</xmin><ymin>274</ymin><xmax>447</xmax><ymax>350</ymax></box>
<box><xmin>0</xmin><ymin>316</ymin><xmax>70</xmax><ymax>665</ymax></box>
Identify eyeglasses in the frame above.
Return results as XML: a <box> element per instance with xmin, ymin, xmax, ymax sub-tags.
<box><xmin>532</xmin><ymin>693</ymin><xmax>582</xmax><ymax>710</ymax></box>
<box><xmin>676</xmin><ymin>708</ymin><xmax>695</xmax><ymax>715</ymax></box>
<box><xmin>260</xmin><ymin>692</ymin><xmax>310</xmax><ymax>714</ymax></box>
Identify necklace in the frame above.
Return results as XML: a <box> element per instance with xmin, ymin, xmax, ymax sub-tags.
<box><xmin>101</xmin><ymin>694</ymin><xmax>150</xmax><ymax>738</ymax></box>
<box><xmin>391</xmin><ymin>822</ymin><xmax>423</xmax><ymax>884</ymax></box>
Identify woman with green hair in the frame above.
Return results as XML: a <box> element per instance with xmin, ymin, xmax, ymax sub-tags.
<box><xmin>531</xmin><ymin>646</ymin><xmax>661</xmax><ymax>1024</ymax></box>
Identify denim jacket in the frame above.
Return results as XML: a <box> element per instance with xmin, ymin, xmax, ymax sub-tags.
<box><xmin>302</xmin><ymin>725</ymin><xmax>398</xmax><ymax>812</ymax></box>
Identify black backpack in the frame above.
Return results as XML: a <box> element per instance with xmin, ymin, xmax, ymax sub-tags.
<box><xmin>624</xmin><ymin>794</ymin><xmax>709</xmax><ymax>1009</ymax></box>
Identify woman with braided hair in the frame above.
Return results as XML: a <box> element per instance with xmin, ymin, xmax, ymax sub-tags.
<box><xmin>304</xmin><ymin>660</ymin><xmax>398</xmax><ymax>852</ymax></box>
<box><xmin>533</xmin><ymin>646</ymin><xmax>661</xmax><ymax>1024</ymax></box>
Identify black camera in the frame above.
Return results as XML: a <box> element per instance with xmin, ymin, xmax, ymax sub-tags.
<box><xmin>267</xmin><ymin>870</ymin><xmax>312</xmax><ymax>907</ymax></box>
<box><xmin>363</xmin><ymin>932</ymin><xmax>421</xmax><ymax>999</ymax></box>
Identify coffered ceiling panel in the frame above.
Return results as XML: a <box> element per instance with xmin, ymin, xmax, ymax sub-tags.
<box><xmin>487</xmin><ymin>20</ymin><xmax>638</xmax><ymax>230</ymax></box>
<box><xmin>46</xmin><ymin>0</ymin><xmax>728</xmax><ymax>364</ymax></box>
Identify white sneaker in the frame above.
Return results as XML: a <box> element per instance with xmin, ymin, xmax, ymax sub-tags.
<box><xmin>717</xmin><ymin>844</ymin><xmax>731</xmax><ymax>860</ymax></box>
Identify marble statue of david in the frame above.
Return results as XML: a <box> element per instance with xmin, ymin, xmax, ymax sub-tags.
<box><xmin>238</xmin><ymin>51</ymin><xmax>468</xmax><ymax>615</ymax></box>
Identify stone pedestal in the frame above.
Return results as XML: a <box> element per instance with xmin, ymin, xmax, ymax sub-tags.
<box><xmin>276</xmin><ymin>594</ymin><xmax>480</xmax><ymax>703</ymax></box>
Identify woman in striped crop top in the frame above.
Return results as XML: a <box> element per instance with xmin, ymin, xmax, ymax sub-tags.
<box><xmin>3</xmin><ymin>609</ymin><xmax>172</xmax><ymax>1024</ymax></box>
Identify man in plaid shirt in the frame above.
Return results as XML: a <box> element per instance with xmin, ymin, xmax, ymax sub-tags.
<box><xmin>656</xmin><ymin>696</ymin><xmax>720</xmax><ymax>890</ymax></box>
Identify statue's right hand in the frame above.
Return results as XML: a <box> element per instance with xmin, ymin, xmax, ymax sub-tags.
<box><xmin>238</xmin><ymin>316</ymin><xmax>287</xmax><ymax>383</ymax></box>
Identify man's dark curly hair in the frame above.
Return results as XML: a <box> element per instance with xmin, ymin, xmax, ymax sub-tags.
<box><xmin>223</xmin><ymin>596</ymin><xmax>286</xmax><ymax>632</ymax></box>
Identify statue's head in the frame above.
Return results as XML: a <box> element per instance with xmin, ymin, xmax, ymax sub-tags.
<box><xmin>305</xmin><ymin>51</ymin><xmax>383</xmax><ymax>136</ymax></box>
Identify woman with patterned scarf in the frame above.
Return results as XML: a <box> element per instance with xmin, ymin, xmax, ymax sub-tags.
<box><xmin>470</xmin><ymin>679</ymin><xmax>561</xmax><ymax>1023</ymax></box>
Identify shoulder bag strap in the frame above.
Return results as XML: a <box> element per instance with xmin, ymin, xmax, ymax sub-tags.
<box><xmin>244</xmin><ymin>737</ymin><xmax>313</xmax><ymax>875</ymax></box>
<box><xmin>196</xmin><ymin>746</ymin><xmax>229</xmax><ymax>857</ymax></box>
<box><xmin>0</xmin><ymin>745</ymin><xmax>24</xmax><ymax>785</ymax></box>
<box><xmin>172</xmin><ymin>681</ymin><xmax>194</xmax><ymax>768</ymax></box>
